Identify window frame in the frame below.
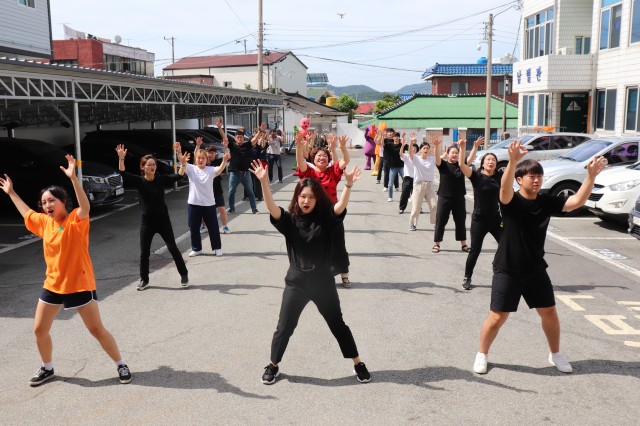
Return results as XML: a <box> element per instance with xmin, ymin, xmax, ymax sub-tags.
<box><xmin>450</xmin><ymin>82</ymin><xmax>469</xmax><ymax>95</ymax></box>
<box><xmin>18</xmin><ymin>0</ymin><xmax>35</xmax><ymax>8</ymax></box>
<box><xmin>631</xmin><ymin>0</ymin><xmax>640</xmax><ymax>44</ymax></box>
<box><xmin>625</xmin><ymin>86</ymin><xmax>639</xmax><ymax>132</ymax></box>
<box><xmin>600</xmin><ymin>1</ymin><xmax>622</xmax><ymax>50</ymax></box>
<box><xmin>596</xmin><ymin>88</ymin><xmax>617</xmax><ymax>131</ymax></box>
<box><xmin>524</xmin><ymin>7</ymin><xmax>554</xmax><ymax>60</ymax></box>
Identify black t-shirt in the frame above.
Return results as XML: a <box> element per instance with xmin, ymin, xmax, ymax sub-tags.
<box><xmin>469</xmin><ymin>169</ymin><xmax>501</xmax><ymax>220</ymax></box>
<box><xmin>121</xmin><ymin>172</ymin><xmax>182</xmax><ymax>218</ymax></box>
<box><xmin>270</xmin><ymin>206</ymin><xmax>345</xmax><ymax>272</ymax></box>
<box><xmin>228</xmin><ymin>141</ymin><xmax>254</xmax><ymax>172</ymax></box>
<box><xmin>387</xmin><ymin>143</ymin><xmax>404</xmax><ymax>168</ymax></box>
<box><xmin>211</xmin><ymin>157</ymin><xmax>223</xmax><ymax>194</ymax></box>
<box><xmin>493</xmin><ymin>192</ymin><xmax>566</xmax><ymax>273</ymax></box>
<box><xmin>436</xmin><ymin>161</ymin><xmax>466</xmax><ymax>197</ymax></box>
<box><xmin>382</xmin><ymin>139</ymin><xmax>394</xmax><ymax>161</ymax></box>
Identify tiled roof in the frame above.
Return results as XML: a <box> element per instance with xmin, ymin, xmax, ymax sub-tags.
<box><xmin>164</xmin><ymin>51</ymin><xmax>304</xmax><ymax>70</ymax></box>
<box><xmin>422</xmin><ymin>63</ymin><xmax>513</xmax><ymax>79</ymax></box>
<box><xmin>357</xmin><ymin>103</ymin><xmax>375</xmax><ymax>114</ymax></box>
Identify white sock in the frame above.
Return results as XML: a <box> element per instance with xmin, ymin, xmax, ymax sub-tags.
<box><xmin>43</xmin><ymin>362</ymin><xmax>53</xmax><ymax>370</ymax></box>
<box><xmin>115</xmin><ymin>359</ymin><xmax>126</xmax><ymax>367</ymax></box>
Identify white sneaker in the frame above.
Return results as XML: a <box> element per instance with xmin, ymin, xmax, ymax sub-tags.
<box><xmin>222</xmin><ymin>225</ymin><xmax>231</xmax><ymax>234</ymax></box>
<box><xmin>387</xmin><ymin>198</ymin><xmax>393</xmax><ymax>202</ymax></box>
<box><xmin>188</xmin><ymin>250</ymin><xmax>202</xmax><ymax>257</ymax></box>
<box><xmin>473</xmin><ymin>352</ymin><xmax>488</xmax><ymax>374</ymax></box>
<box><xmin>382</xmin><ymin>187</ymin><xmax>387</xmax><ymax>191</ymax></box>
<box><xmin>548</xmin><ymin>352</ymin><xmax>573</xmax><ymax>373</ymax></box>
<box><xmin>214</xmin><ymin>249</ymin><xmax>223</xmax><ymax>257</ymax></box>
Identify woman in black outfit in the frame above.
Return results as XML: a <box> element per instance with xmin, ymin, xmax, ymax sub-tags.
<box><xmin>249</xmin><ymin>160</ymin><xmax>371</xmax><ymax>385</ymax></box>
<box><xmin>116</xmin><ymin>144</ymin><xmax>189</xmax><ymax>290</ymax></box>
<box><xmin>432</xmin><ymin>138</ymin><xmax>469</xmax><ymax>253</ymax></box>
<box><xmin>457</xmin><ymin>142</ymin><xmax>502</xmax><ymax>290</ymax></box>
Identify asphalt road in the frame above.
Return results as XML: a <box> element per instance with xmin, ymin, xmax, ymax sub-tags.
<box><xmin>0</xmin><ymin>152</ymin><xmax>639</xmax><ymax>425</ymax></box>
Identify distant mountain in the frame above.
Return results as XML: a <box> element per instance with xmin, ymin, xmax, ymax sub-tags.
<box><xmin>395</xmin><ymin>82</ymin><xmax>432</xmax><ymax>95</ymax></box>
<box><xmin>326</xmin><ymin>82</ymin><xmax>432</xmax><ymax>103</ymax></box>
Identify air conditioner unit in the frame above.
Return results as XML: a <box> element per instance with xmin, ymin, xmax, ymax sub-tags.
<box><xmin>557</xmin><ymin>47</ymin><xmax>567</xmax><ymax>55</ymax></box>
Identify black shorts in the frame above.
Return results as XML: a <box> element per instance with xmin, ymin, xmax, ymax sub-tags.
<box><xmin>213</xmin><ymin>179</ymin><xmax>225</xmax><ymax>207</ymax></box>
<box><xmin>490</xmin><ymin>268</ymin><xmax>555</xmax><ymax>312</ymax></box>
<box><xmin>40</xmin><ymin>288</ymin><xmax>98</xmax><ymax>310</ymax></box>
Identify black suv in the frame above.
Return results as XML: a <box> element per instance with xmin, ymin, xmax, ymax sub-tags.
<box><xmin>0</xmin><ymin>138</ymin><xmax>124</xmax><ymax>212</ymax></box>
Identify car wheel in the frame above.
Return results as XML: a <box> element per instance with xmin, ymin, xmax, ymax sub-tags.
<box><xmin>550</xmin><ymin>182</ymin><xmax>579</xmax><ymax>197</ymax></box>
<box><xmin>496</xmin><ymin>161</ymin><xmax>508</xmax><ymax>174</ymax></box>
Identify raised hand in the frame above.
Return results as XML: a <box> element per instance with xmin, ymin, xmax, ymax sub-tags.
<box><xmin>249</xmin><ymin>159</ymin><xmax>269</xmax><ymax>182</ymax></box>
<box><xmin>474</xmin><ymin>136</ymin><xmax>485</xmax><ymax>148</ymax></box>
<box><xmin>338</xmin><ymin>135</ymin><xmax>348</xmax><ymax>149</ymax></box>
<box><xmin>115</xmin><ymin>144</ymin><xmax>127</xmax><ymax>160</ymax></box>
<box><xmin>215</xmin><ymin>118</ymin><xmax>224</xmax><ymax>129</ymax></box>
<box><xmin>0</xmin><ymin>174</ymin><xmax>14</xmax><ymax>194</ymax></box>
<box><xmin>260</xmin><ymin>122</ymin><xmax>267</xmax><ymax>132</ymax></box>
<box><xmin>181</xmin><ymin>152</ymin><xmax>191</xmax><ymax>165</ymax></box>
<box><xmin>587</xmin><ymin>155</ymin><xmax>608</xmax><ymax>178</ymax></box>
<box><xmin>507</xmin><ymin>139</ymin><xmax>528</xmax><ymax>162</ymax></box>
<box><xmin>431</xmin><ymin>136</ymin><xmax>441</xmax><ymax>148</ymax></box>
<box><xmin>195</xmin><ymin>137</ymin><xmax>203</xmax><ymax>148</ymax></box>
<box><xmin>60</xmin><ymin>154</ymin><xmax>77</xmax><ymax>179</ymax></box>
<box><xmin>457</xmin><ymin>139</ymin><xmax>467</xmax><ymax>152</ymax></box>
<box><xmin>295</xmin><ymin>130</ymin><xmax>305</xmax><ymax>146</ymax></box>
<box><xmin>344</xmin><ymin>165</ymin><xmax>362</xmax><ymax>186</ymax></box>
<box><xmin>410</xmin><ymin>132</ymin><xmax>417</xmax><ymax>142</ymax></box>
<box><xmin>223</xmin><ymin>152</ymin><xmax>231</xmax><ymax>161</ymax></box>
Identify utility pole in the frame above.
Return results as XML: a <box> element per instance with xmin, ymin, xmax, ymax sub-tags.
<box><xmin>502</xmin><ymin>73</ymin><xmax>509</xmax><ymax>138</ymax></box>
<box><xmin>236</xmin><ymin>38</ymin><xmax>247</xmax><ymax>54</ymax></box>
<box><xmin>484</xmin><ymin>14</ymin><xmax>493</xmax><ymax>150</ymax></box>
<box><xmin>164</xmin><ymin>36</ymin><xmax>175</xmax><ymax>63</ymax></box>
<box><xmin>257</xmin><ymin>0</ymin><xmax>264</xmax><ymax>92</ymax></box>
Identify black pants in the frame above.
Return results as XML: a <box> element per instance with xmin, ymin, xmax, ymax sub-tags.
<box><xmin>465</xmin><ymin>217</ymin><xmax>503</xmax><ymax>278</ymax></box>
<box><xmin>434</xmin><ymin>195</ymin><xmax>467</xmax><ymax>242</ymax></box>
<box><xmin>399</xmin><ymin>176</ymin><xmax>414</xmax><ymax>211</ymax></box>
<box><xmin>376</xmin><ymin>157</ymin><xmax>384</xmax><ymax>182</ymax></box>
<box><xmin>330</xmin><ymin>222</ymin><xmax>350</xmax><ymax>275</ymax></box>
<box><xmin>187</xmin><ymin>204</ymin><xmax>221</xmax><ymax>251</ymax></box>
<box><xmin>267</xmin><ymin>154</ymin><xmax>283</xmax><ymax>182</ymax></box>
<box><xmin>270</xmin><ymin>268</ymin><xmax>359</xmax><ymax>364</ymax></box>
<box><xmin>140</xmin><ymin>216</ymin><xmax>188</xmax><ymax>282</ymax></box>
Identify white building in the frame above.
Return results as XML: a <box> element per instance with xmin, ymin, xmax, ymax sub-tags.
<box><xmin>0</xmin><ymin>0</ymin><xmax>52</xmax><ymax>59</ymax></box>
<box><xmin>162</xmin><ymin>51</ymin><xmax>307</xmax><ymax>96</ymax></box>
<box><xmin>514</xmin><ymin>0</ymin><xmax>640</xmax><ymax>136</ymax></box>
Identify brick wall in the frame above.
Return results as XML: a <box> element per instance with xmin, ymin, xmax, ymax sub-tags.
<box><xmin>52</xmin><ymin>39</ymin><xmax>104</xmax><ymax>70</ymax></box>
<box><xmin>432</xmin><ymin>76</ymin><xmax>518</xmax><ymax>104</ymax></box>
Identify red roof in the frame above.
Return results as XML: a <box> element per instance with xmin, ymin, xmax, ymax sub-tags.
<box><xmin>357</xmin><ymin>103</ymin><xmax>376</xmax><ymax>114</ymax></box>
<box><xmin>164</xmin><ymin>51</ymin><xmax>298</xmax><ymax>70</ymax></box>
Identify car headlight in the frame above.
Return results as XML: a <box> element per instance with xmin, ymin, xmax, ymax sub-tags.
<box><xmin>82</xmin><ymin>176</ymin><xmax>106</xmax><ymax>184</ymax></box>
<box><xmin>609</xmin><ymin>179</ymin><xmax>640</xmax><ymax>191</ymax></box>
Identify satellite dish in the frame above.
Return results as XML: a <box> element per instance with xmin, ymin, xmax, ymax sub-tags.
<box><xmin>114</xmin><ymin>35</ymin><xmax>122</xmax><ymax>44</ymax></box>
<box><xmin>337</xmin><ymin>11</ymin><xmax>346</xmax><ymax>19</ymax></box>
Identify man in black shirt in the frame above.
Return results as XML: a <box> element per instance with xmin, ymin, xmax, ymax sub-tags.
<box><xmin>473</xmin><ymin>140</ymin><xmax>606</xmax><ymax>375</ymax></box>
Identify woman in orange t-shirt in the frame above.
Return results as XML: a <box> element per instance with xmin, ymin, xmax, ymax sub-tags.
<box><xmin>0</xmin><ymin>155</ymin><xmax>131</xmax><ymax>387</ymax></box>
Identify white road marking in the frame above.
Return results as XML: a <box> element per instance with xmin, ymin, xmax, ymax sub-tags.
<box><xmin>547</xmin><ymin>230</ymin><xmax>640</xmax><ymax>279</ymax></box>
<box><xmin>584</xmin><ymin>315</ymin><xmax>640</xmax><ymax>335</ymax></box>
<box><xmin>618</xmin><ymin>301</ymin><xmax>640</xmax><ymax>312</ymax></box>
<box><xmin>623</xmin><ymin>341</ymin><xmax>640</xmax><ymax>347</ymax></box>
<box><xmin>566</xmin><ymin>237</ymin><xmax>635</xmax><ymax>240</ymax></box>
<box><xmin>556</xmin><ymin>295</ymin><xmax>594</xmax><ymax>311</ymax></box>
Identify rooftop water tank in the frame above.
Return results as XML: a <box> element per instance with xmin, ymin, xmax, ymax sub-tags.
<box><xmin>477</xmin><ymin>57</ymin><xmax>488</xmax><ymax>64</ymax></box>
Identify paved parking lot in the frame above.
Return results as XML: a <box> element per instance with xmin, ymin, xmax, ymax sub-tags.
<box><xmin>0</xmin><ymin>151</ymin><xmax>638</xmax><ymax>424</ymax></box>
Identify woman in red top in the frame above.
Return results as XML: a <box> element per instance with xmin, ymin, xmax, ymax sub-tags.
<box><xmin>0</xmin><ymin>155</ymin><xmax>131</xmax><ymax>387</ymax></box>
<box><xmin>295</xmin><ymin>131</ymin><xmax>353</xmax><ymax>287</ymax></box>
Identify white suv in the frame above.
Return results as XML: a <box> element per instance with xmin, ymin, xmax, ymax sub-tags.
<box><xmin>473</xmin><ymin>132</ymin><xmax>592</xmax><ymax>172</ymax></box>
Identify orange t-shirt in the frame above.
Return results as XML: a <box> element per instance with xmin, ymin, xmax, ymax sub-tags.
<box><xmin>25</xmin><ymin>208</ymin><xmax>96</xmax><ymax>294</ymax></box>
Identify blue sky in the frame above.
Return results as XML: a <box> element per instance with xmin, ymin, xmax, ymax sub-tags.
<box><xmin>50</xmin><ymin>0</ymin><xmax>522</xmax><ymax>92</ymax></box>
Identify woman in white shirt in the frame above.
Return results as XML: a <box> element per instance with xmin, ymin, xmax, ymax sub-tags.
<box><xmin>407</xmin><ymin>134</ymin><xmax>437</xmax><ymax>231</ymax></box>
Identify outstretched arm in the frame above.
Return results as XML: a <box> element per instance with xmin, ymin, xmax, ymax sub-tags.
<box><xmin>432</xmin><ymin>136</ymin><xmax>442</xmax><ymax>166</ymax></box>
<box><xmin>334</xmin><ymin>166</ymin><xmax>362</xmax><ymax>216</ymax></box>
<box><xmin>249</xmin><ymin>160</ymin><xmax>281</xmax><ymax>220</ymax></box>
<box><xmin>215</xmin><ymin>152</ymin><xmax>230</xmax><ymax>176</ymax></box>
<box><xmin>466</xmin><ymin>137</ymin><xmax>484</xmax><ymax>165</ymax></box>
<box><xmin>338</xmin><ymin>135</ymin><xmax>350</xmax><ymax>169</ymax></box>
<box><xmin>115</xmin><ymin>144</ymin><xmax>127</xmax><ymax>172</ymax></box>
<box><xmin>295</xmin><ymin>131</ymin><xmax>308</xmax><ymax>173</ymax></box>
<box><xmin>0</xmin><ymin>174</ymin><xmax>30</xmax><ymax>217</ymax></box>
<box><xmin>215</xmin><ymin>118</ymin><xmax>229</xmax><ymax>146</ymax></box>
<box><xmin>563</xmin><ymin>156</ymin><xmax>607</xmax><ymax>212</ymax></box>
<box><xmin>61</xmin><ymin>154</ymin><xmax>90</xmax><ymax>219</ymax></box>
<box><xmin>500</xmin><ymin>140</ymin><xmax>528</xmax><ymax>205</ymax></box>
<box><xmin>457</xmin><ymin>140</ymin><xmax>473</xmax><ymax>178</ymax></box>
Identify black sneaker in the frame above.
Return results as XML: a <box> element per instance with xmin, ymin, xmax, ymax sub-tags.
<box><xmin>354</xmin><ymin>362</ymin><xmax>371</xmax><ymax>383</ymax></box>
<box><xmin>261</xmin><ymin>363</ymin><xmax>279</xmax><ymax>385</ymax></box>
<box><xmin>462</xmin><ymin>277</ymin><xmax>472</xmax><ymax>290</ymax></box>
<box><xmin>118</xmin><ymin>364</ymin><xmax>132</xmax><ymax>384</ymax></box>
<box><xmin>29</xmin><ymin>366</ymin><xmax>54</xmax><ymax>386</ymax></box>
<box><xmin>181</xmin><ymin>275</ymin><xmax>189</xmax><ymax>287</ymax></box>
<box><xmin>137</xmin><ymin>279</ymin><xmax>149</xmax><ymax>291</ymax></box>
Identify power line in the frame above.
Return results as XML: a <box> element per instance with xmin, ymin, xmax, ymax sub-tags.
<box><xmin>297</xmin><ymin>54</ymin><xmax>423</xmax><ymax>73</ymax></box>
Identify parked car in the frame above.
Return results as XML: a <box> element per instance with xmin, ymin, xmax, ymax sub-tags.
<box><xmin>0</xmin><ymin>138</ymin><xmax>123</xmax><ymax>212</ymax></box>
<box><xmin>539</xmin><ymin>137</ymin><xmax>640</xmax><ymax>197</ymax></box>
<box><xmin>629</xmin><ymin>194</ymin><xmax>640</xmax><ymax>239</ymax></box>
<box><xmin>63</xmin><ymin>140</ymin><xmax>177</xmax><ymax>187</ymax></box>
<box><xmin>473</xmin><ymin>132</ymin><xmax>592</xmax><ymax>172</ymax></box>
<box><xmin>585</xmin><ymin>161</ymin><xmax>640</xmax><ymax>222</ymax></box>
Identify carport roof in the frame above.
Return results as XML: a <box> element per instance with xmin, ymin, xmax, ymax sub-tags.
<box><xmin>0</xmin><ymin>58</ymin><xmax>284</xmax><ymax>128</ymax></box>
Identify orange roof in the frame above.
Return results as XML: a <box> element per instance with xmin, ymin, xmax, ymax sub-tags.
<box><xmin>357</xmin><ymin>103</ymin><xmax>376</xmax><ymax>114</ymax></box>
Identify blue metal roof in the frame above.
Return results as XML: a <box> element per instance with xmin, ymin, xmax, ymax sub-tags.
<box><xmin>422</xmin><ymin>63</ymin><xmax>513</xmax><ymax>79</ymax></box>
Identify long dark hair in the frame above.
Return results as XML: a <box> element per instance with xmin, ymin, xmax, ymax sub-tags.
<box><xmin>288</xmin><ymin>178</ymin><xmax>332</xmax><ymax>220</ymax></box>
<box><xmin>38</xmin><ymin>185</ymin><xmax>72</xmax><ymax>213</ymax></box>
<box><xmin>139</xmin><ymin>154</ymin><xmax>157</xmax><ymax>176</ymax></box>
<box><xmin>479</xmin><ymin>152</ymin><xmax>498</xmax><ymax>170</ymax></box>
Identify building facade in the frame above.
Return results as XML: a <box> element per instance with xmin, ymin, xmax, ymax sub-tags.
<box><xmin>0</xmin><ymin>0</ymin><xmax>52</xmax><ymax>59</ymax></box>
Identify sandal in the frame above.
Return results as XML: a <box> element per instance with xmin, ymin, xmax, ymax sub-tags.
<box><xmin>461</xmin><ymin>245</ymin><xmax>471</xmax><ymax>253</ymax></box>
<box><xmin>432</xmin><ymin>244</ymin><xmax>440</xmax><ymax>253</ymax></box>
<box><xmin>341</xmin><ymin>276</ymin><xmax>352</xmax><ymax>288</ymax></box>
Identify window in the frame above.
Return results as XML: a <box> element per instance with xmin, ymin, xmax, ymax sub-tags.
<box><xmin>626</xmin><ymin>87</ymin><xmax>639</xmax><ymax>131</ymax></box>
<box><xmin>596</xmin><ymin>88</ymin><xmax>617</xmax><ymax>130</ymax></box>
<box><xmin>524</xmin><ymin>8</ymin><xmax>554</xmax><ymax>59</ymax></box>
<box><xmin>632</xmin><ymin>0</ymin><xmax>640</xmax><ymax>43</ymax></box>
<box><xmin>529</xmin><ymin>136</ymin><xmax>550</xmax><ymax>151</ymax></box>
<box><xmin>600</xmin><ymin>1</ymin><xmax>622</xmax><ymax>50</ymax></box>
<box><xmin>498</xmin><ymin>80</ymin><xmax>511</xmax><ymax>96</ymax></box>
<box><xmin>18</xmin><ymin>0</ymin><xmax>35</xmax><ymax>7</ymax></box>
<box><xmin>451</xmin><ymin>82</ymin><xmax>468</xmax><ymax>95</ymax></box>
<box><xmin>537</xmin><ymin>94</ymin><xmax>550</xmax><ymax>126</ymax></box>
<box><xmin>522</xmin><ymin>95</ymin><xmax>535</xmax><ymax>126</ymax></box>
<box><xmin>550</xmin><ymin>135</ymin><xmax>573</xmax><ymax>149</ymax></box>
<box><xmin>604</xmin><ymin>142</ymin><xmax>639</xmax><ymax>164</ymax></box>
<box><xmin>575</xmin><ymin>36</ymin><xmax>591</xmax><ymax>54</ymax></box>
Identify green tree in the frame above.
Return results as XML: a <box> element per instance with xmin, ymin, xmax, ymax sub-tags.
<box><xmin>336</xmin><ymin>94</ymin><xmax>359</xmax><ymax>123</ymax></box>
<box><xmin>374</xmin><ymin>93</ymin><xmax>402</xmax><ymax>114</ymax></box>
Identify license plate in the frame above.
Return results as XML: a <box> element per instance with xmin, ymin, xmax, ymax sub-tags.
<box><xmin>115</xmin><ymin>187</ymin><xmax>124</xmax><ymax>196</ymax></box>
<box><xmin>584</xmin><ymin>200</ymin><xmax>595</xmax><ymax>208</ymax></box>
<box><xmin>634</xmin><ymin>216</ymin><xmax>640</xmax><ymax>226</ymax></box>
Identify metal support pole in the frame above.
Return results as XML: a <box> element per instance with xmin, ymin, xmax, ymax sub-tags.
<box><xmin>484</xmin><ymin>13</ymin><xmax>493</xmax><ymax>150</ymax></box>
<box><xmin>73</xmin><ymin>101</ymin><xmax>83</xmax><ymax>182</ymax></box>
<box><xmin>502</xmin><ymin>74</ymin><xmax>508</xmax><ymax>138</ymax></box>
<box><xmin>223</xmin><ymin>105</ymin><xmax>228</xmax><ymax>132</ymax></box>
<box><xmin>257</xmin><ymin>0</ymin><xmax>263</xmax><ymax>92</ymax></box>
<box><xmin>171</xmin><ymin>103</ymin><xmax>177</xmax><ymax>190</ymax></box>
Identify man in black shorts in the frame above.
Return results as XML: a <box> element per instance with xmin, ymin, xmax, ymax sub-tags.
<box><xmin>473</xmin><ymin>139</ymin><xmax>606</xmax><ymax>375</ymax></box>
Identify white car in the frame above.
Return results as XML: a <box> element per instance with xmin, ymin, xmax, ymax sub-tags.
<box><xmin>539</xmin><ymin>137</ymin><xmax>640</xmax><ymax>197</ymax></box>
<box><xmin>473</xmin><ymin>132</ymin><xmax>592</xmax><ymax>172</ymax></box>
<box><xmin>586</xmin><ymin>161</ymin><xmax>640</xmax><ymax>221</ymax></box>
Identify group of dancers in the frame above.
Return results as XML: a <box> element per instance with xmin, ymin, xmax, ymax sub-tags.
<box><xmin>0</xmin><ymin>122</ymin><xmax>606</xmax><ymax>387</ymax></box>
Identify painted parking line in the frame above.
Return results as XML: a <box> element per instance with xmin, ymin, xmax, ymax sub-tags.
<box><xmin>567</xmin><ymin>237</ymin><xmax>635</xmax><ymax>240</ymax></box>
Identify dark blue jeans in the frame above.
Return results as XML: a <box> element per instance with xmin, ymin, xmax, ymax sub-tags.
<box><xmin>188</xmin><ymin>204</ymin><xmax>221</xmax><ymax>251</ymax></box>
<box><xmin>267</xmin><ymin>154</ymin><xmax>283</xmax><ymax>182</ymax></box>
<box><xmin>228</xmin><ymin>171</ymin><xmax>257</xmax><ymax>211</ymax></box>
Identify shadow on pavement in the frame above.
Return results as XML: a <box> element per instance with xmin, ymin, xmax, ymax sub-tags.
<box><xmin>490</xmin><ymin>359</ymin><xmax>640</xmax><ymax>378</ymax></box>
<box><xmin>345</xmin><ymin>281</ymin><xmax>464</xmax><ymax>295</ymax></box>
<box><xmin>59</xmin><ymin>365</ymin><xmax>275</xmax><ymax>399</ymax></box>
<box><xmin>148</xmin><ymin>283</ymin><xmax>282</xmax><ymax>294</ymax></box>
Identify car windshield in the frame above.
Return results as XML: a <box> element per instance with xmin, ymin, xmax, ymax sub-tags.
<box><xmin>561</xmin><ymin>140</ymin><xmax>613</xmax><ymax>162</ymax></box>
<box><xmin>520</xmin><ymin>134</ymin><xmax>534</xmax><ymax>144</ymax></box>
<box><xmin>490</xmin><ymin>139</ymin><xmax>513</xmax><ymax>149</ymax></box>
